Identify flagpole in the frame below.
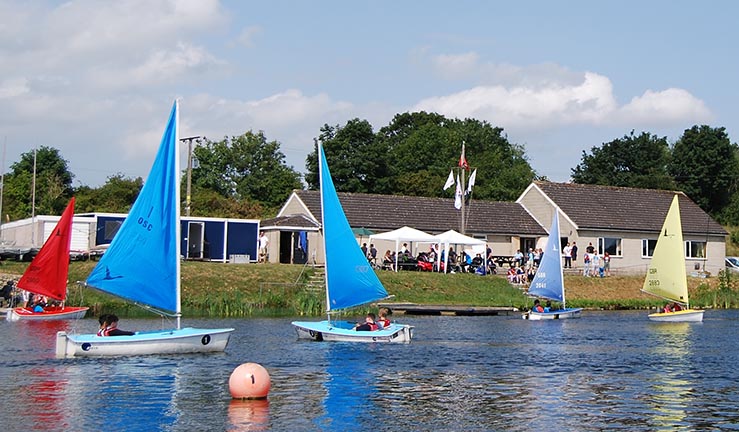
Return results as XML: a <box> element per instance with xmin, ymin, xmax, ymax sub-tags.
<box><xmin>460</xmin><ymin>141</ymin><xmax>466</xmax><ymax>234</ymax></box>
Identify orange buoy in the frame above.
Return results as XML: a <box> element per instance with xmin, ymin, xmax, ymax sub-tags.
<box><xmin>229</xmin><ymin>363</ymin><xmax>271</xmax><ymax>399</ymax></box>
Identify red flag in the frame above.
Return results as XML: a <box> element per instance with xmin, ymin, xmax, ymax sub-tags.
<box><xmin>459</xmin><ymin>143</ymin><xmax>469</xmax><ymax>170</ymax></box>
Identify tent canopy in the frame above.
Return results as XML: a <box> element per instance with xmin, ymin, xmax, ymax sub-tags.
<box><xmin>435</xmin><ymin>230</ymin><xmax>486</xmax><ymax>246</ymax></box>
<box><xmin>369</xmin><ymin>226</ymin><xmax>439</xmax><ymax>243</ymax></box>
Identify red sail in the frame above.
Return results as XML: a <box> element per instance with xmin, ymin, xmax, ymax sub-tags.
<box><xmin>17</xmin><ymin>197</ymin><xmax>75</xmax><ymax>301</ymax></box>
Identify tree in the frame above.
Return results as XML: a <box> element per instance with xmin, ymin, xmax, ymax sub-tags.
<box><xmin>74</xmin><ymin>174</ymin><xmax>143</xmax><ymax>213</ymax></box>
<box><xmin>571</xmin><ymin>131</ymin><xmax>675</xmax><ymax>189</ymax></box>
<box><xmin>669</xmin><ymin>125</ymin><xmax>739</xmax><ymax>214</ymax></box>
<box><xmin>2</xmin><ymin>146</ymin><xmax>74</xmax><ymax>220</ymax></box>
<box><xmin>305</xmin><ymin>119</ymin><xmax>389</xmax><ymax>192</ymax></box>
<box><xmin>190</xmin><ymin>131</ymin><xmax>303</xmax><ymax>211</ymax></box>
<box><xmin>306</xmin><ymin>112</ymin><xmax>537</xmax><ymax>201</ymax></box>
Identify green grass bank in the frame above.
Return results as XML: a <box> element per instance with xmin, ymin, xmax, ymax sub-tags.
<box><xmin>2</xmin><ymin>261</ymin><xmax>738</xmax><ymax>318</ymax></box>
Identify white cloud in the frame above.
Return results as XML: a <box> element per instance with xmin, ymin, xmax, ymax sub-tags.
<box><xmin>412</xmin><ymin>68</ymin><xmax>710</xmax><ymax>129</ymax></box>
<box><xmin>618</xmin><ymin>88</ymin><xmax>712</xmax><ymax>125</ymax></box>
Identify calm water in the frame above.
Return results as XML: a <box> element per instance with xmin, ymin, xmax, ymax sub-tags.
<box><xmin>2</xmin><ymin>310</ymin><xmax>739</xmax><ymax>431</ymax></box>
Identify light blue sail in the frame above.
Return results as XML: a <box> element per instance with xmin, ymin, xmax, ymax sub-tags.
<box><xmin>86</xmin><ymin>102</ymin><xmax>180</xmax><ymax>313</ymax></box>
<box><xmin>528</xmin><ymin>211</ymin><xmax>565</xmax><ymax>303</ymax></box>
<box><xmin>319</xmin><ymin>145</ymin><xmax>388</xmax><ymax>311</ymax></box>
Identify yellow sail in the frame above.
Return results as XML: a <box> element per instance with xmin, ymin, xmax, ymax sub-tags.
<box><xmin>642</xmin><ymin>195</ymin><xmax>689</xmax><ymax>305</ymax></box>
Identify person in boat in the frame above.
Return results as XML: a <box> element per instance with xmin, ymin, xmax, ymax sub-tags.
<box><xmin>532</xmin><ymin>299</ymin><xmax>545</xmax><ymax>313</ymax></box>
<box><xmin>544</xmin><ymin>300</ymin><xmax>552</xmax><ymax>312</ymax></box>
<box><xmin>354</xmin><ymin>313</ymin><xmax>379</xmax><ymax>331</ymax></box>
<box><xmin>29</xmin><ymin>294</ymin><xmax>47</xmax><ymax>312</ymax></box>
<box><xmin>99</xmin><ymin>314</ymin><xmax>136</xmax><ymax>336</ymax></box>
<box><xmin>376</xmin><ymin>308</ymin><xmax>391</xmax><ymax>329</ymax></box>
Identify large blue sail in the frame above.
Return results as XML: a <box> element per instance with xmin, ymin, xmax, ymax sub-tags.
<box><xmin>528</xmin><ymin>211</ymin><xmax>564</xmax><ymax>303</ymax></box>
<box><xmin>86</xmin><ymin>102</ymin><xmax>180</xmax><ymax>313</ymax></box>
<box><xmin>319</xmin><ymin>145</ymin><xmax>388</xmax><ymax>311</ymax></box>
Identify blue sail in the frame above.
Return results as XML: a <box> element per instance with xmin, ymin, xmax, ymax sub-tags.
<box><xmin>319</xmin><ymin>145</ymin><xmax>388</xmax><ymax>311</ymax></box>
<box><xmin>86</xmin><ymin>102</ymin><xmax>180</xmax><ymax>313</ymax></box>
<box><xmin>528</xmin><ymin>211</ymin><xmax>565</xmax><ymax>303</ymax></box>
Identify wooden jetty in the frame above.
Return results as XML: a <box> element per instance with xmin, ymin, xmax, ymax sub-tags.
<box><xmin>377</xmin><ymin>302</ymin><xmax>518</xmax><ymax>316</ymax></box>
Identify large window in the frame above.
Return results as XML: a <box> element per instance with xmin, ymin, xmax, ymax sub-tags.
<box><xmin>641</xmin><ymin>239</ymin><xmax>657</xmax><ymax>257</ymax></box>
<box><xmin>598</xmin><ymin>237</ymin><xmax>622</xmax><ymax>256</ymax></box>
<box><xmin>686</xmin><ymin>241</ymin><xmax>706</xmax><ymax>258</ymax></box>
<box><xmin>642</xmin><ymin>239</ymin><xmax>706</xmax><ymax>258</ymax></box>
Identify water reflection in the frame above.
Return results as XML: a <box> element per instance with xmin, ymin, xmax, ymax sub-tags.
<box><xmin>3</xmin><ymin>313</ymin><xmax>739</xmax><ymax>431</ymax></box>
<box><xmin>646</xmin><ymin>322</ymin><xmax>694</xmax><ymax>430</ymax></box>
<box><xmin>228</xmin><ymin>399</ymin><xmax>270</xmax><ymax>431</ymax></box>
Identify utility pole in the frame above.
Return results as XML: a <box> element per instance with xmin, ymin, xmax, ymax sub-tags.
<box><xmin>179</xmin><ymin>136</ymin><xmax>203</xmax><ymax>217</ymax></box>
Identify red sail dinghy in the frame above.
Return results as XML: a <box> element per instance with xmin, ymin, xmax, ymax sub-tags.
<box><xmin>6</xmin><ymin>198</ymin><xmax>89</xmax><ymax>321</ymax></box>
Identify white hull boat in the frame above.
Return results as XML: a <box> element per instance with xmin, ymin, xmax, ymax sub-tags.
<box><xmin>56</xmin><ymin>327</ymin><xmax>233</xmax><ymax>357</ymax></box>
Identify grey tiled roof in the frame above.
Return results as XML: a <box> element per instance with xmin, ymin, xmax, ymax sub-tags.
<box><xmin>533</xmin><ymin>181</ymin><xmax>727</xmax><ymax>236</ymax></box>
<box><xmin>260</xmin><ymin>214</ymin><xmax>319</xmax><ymax>229</ymax></box>
<box><xmin>293</xmin><ymin>190</ymin><xmax>547</xmax><ymax>236</ymax></box>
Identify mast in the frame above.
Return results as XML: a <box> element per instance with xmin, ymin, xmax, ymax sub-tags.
<box><xmin>0</xmin><ymin>137</ymin><xmax>5</xmax><ymax>244</ymax></box>
<box><xmin>318</xmin><ymin>144</ymin><xmax>331</xmax><ymax>322</ymax></box>
<box><xmin>174</xmin><ymin>100</ymin><xmax>182</xmax><ymax>330</ymax></box>
<box><xmin>31</xmin><ymin>148</ymin><xmax>37</xmax><ymax>247</ymax></box>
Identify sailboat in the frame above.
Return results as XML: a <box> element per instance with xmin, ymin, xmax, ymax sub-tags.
<box><xmin>523</xmin><ymin>210</ymin><xmax>582</xmax><ymax>320</ymax></box>
<box><xmin>6</xmin><ymin>198</ymin><xmax>89</xmax><ymax>321</ymax></box>
<box><xmin>291</xmin><ymin>145</ymin><xmax>413</xmax><ymax>343</ymax></box>
<box><xmin>642</xmin><ymin>195</ymin><xmax>704</xmax><ymax>322</ymax></box>
<box><xmin>55</xmin><ymin>101</ymin><xmax>234</xmax><ymax>357</ymax></box>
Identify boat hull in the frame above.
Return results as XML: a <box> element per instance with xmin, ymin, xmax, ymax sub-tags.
<box><xmin>55</xmin><ymin>327</ymin><xmax>234</xmax><ymax>358</ymax></box>
<box><xmin>292</xmin><ymin>320</ymin><xmax>413</xmax><ymax>343</ymax></box>
<box><xmin>7</xmin><ymin>306</ymin><xmax>89</xmax><ymax>321</ymax></box>
<box><xmin>648</xmin><ymin>309</ymin><xmax>704</xmax><ymax>322</ymax></box>
<box><xmin>522</xmin><ymin>308</ymin><xmax>582</xmax><ymax>320</ymax></box>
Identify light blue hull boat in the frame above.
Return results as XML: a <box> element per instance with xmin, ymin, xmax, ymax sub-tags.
<box><xmin>291</xmin><ymin>144</ymin><xmax>413</xmax><ymax>343</ymax></box>
<box><xmin>292</xmin><ymin>320</ymin><xmax>413</xmax><ymax>343</ymax></box>
<box><xmin>56</xmin><ymin>102</ymin><xmax>233</xmax><ymax>358</ymax></box>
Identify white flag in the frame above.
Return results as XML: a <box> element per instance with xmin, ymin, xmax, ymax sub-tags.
<box><xmin>443</xmin><ymin>170</ymin><xmax>455</xmax><ymax>190</ymax></box>
<box><xmin>467</xmin><ymin>169</ymin><xmax>477</xmax><ymax>193</ymax></box>
<box><xmin>454</xmin><ymin>174</ymin><xmax>462</xmax><ymax>210</ymax></box>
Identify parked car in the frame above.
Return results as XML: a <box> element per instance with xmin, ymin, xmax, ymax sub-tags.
<box><xmin>725</xmin><ymin>257</ymin><xmax>739</xmax><ymax>273</ymax></box>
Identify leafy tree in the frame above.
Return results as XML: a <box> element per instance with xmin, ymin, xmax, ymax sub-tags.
<box><xmin>189</xmin><ymin>187</ymin><xmax>266</xmax><ymax>219</ymax></box>
<box><xmin>306</xmin><ymin>112</ymin><xmax>537</xmax><ymax>201</ymax></box>
<box><xmin>74</xmin><ymin>174</ymin><xmax>143</xmax><ymax>213</ymax></box>
<box><xmin>669</xmin><ymin>125</ymin><xmax>739</xmax><ymax>215</ymax></box>
<box><xmin>305</xmin><ymin>119</ymin><xmax>388</xmax><ymax>192</ymax></box>
<box><xmin>2</xmin><ymin>146</ymin><xmax>74</xmax><ymax>219</ymax></box>
<box><xmin>571</xmin><ymin>131</ymin><xmax>674</xmax><ymax>189</ymax></box>
<box><xmin>190</xmin><ymin>131</ymin><xmax>302</xmax><ymax>211</ymax></box>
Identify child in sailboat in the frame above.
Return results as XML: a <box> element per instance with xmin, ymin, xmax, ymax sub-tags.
<box><xmin>354</xmin><ymin>313</ymin><xmax>379</xmax><ymax>331</ymax></box>
<box><xmin>376</xmin><ymin>308</ymin><xmax>391</xmax><ymax>329</ymax></box>
<box><xmin>99</xmin><ymin>314</ymin><xmax>136</xmax><ymax>336</ymax></box>
<box><xmin>532</xmin><ymin>299</ymin><xmax>544</xmax><ymax>313</ymax></box>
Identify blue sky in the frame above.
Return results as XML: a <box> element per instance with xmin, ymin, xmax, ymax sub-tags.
<box><xmin>0</xmin><ymin>0</ymin><xmax>735</xmax><ymax>187</ymax></box>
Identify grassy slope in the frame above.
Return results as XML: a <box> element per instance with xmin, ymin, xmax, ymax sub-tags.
<box><xmin>0</xmin><ymin>261</ymin><xmax>729</xmax><ymax>316</ymax></box>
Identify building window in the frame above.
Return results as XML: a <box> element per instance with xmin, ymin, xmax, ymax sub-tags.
<box><xmin>104</xmin><ymin>221</ymin><xmax>122</xmax><ymax>241</ymax></box>
<box><xmin>686</xmin><ymin>241</ymin><xmax>706</xmax><ymax>258</ymax></box>
<box><xmin>641</xmin><ymin>239</ymin><xmax>658</xmax><ymax>257</ymax></box>
<box><xmin>598</xmin><ymin>237</ymin><xmax>622</xmax><ymax>256</ymax></box>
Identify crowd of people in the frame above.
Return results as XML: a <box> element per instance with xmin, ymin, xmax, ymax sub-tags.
<box><xmin>377</xmin><ymin>243</ymin><xmax>497</xmax><ymax>275</ymax></box>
